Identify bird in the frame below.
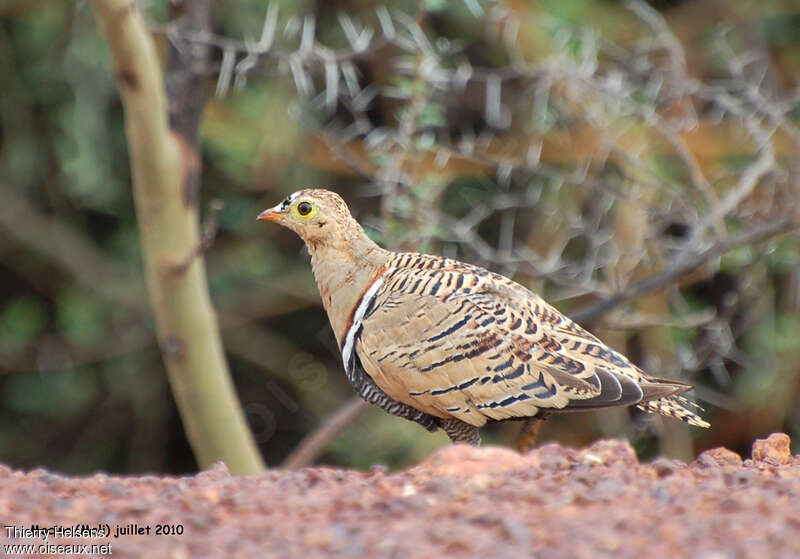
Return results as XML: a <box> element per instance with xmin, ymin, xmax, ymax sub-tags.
<box><xmin>258</xmin><ymin>189</ymin><xmax>710</xmax><ymax>446</ymax></box>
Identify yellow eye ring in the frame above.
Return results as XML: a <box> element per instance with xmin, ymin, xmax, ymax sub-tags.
<box><xmin>290</xmin><ymin>199</ymin><xmax>318</xmax><ymax>220</ymax></box>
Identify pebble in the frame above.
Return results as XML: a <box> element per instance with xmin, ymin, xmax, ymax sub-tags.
<box><xmin>752</xmin><ymin>433</ymin><xmax>791</xmax><ymax>466</ymax></box>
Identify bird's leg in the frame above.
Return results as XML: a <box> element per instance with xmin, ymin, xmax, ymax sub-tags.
<box><xmin>515</xmin><ymin>416</ymin><xmax>545</xmax><ymax>453</ymax></box>
<box><xmin>440</xmin><ymin>418</ymin><xmax>481</xmax><ymax>446</ymax></box>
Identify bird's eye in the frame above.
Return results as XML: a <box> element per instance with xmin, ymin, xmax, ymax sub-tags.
<box><xmin>297</xmin><ymin>201</ymin><xmax>313</xmax><ymax>216</ymax></box>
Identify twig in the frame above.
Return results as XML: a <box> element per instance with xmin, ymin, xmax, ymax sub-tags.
<box><xmin>172</xmin><ymin>199</ymin><xmax>224</xmax><ymax>274</ymax></box>
<box><xmin>282</xmin><ymin>396</ymin><xmax>369</xmax><ymax>469</ymax></box>
<box><xmin>573</xmin><ymin>219</ymin><xmax>799</xmax><ymax>325</ymax></box>
<box><xmin>602</xmin><ymin>308</ymin><xmax>716</xmax><ymax>330</ymax></box>
<box><xmin>0</xmin><ymin>186</ymin><xmax>145</xmax><ymax>305</ymax></box>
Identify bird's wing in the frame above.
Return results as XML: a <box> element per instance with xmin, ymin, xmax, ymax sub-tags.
<box><xmin>354</xmin><ymin>257</ymin><xmax>678</xmax><ymax>427</ymax></box>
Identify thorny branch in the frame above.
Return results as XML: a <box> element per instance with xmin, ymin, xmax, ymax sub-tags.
<box><xmin>572</xmin><ymin>219</ymin><xmax>800</xmax><ymax>325</ymax></box>
<box><xmin>141</xmin><ymin>1</ymin><xmax>799</xmax><ymax>464</ymax></box>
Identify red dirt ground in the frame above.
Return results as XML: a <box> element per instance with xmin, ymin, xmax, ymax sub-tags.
<box><xmin>1</xmin><ymin>433</ymin><xmax>798</xmax><ymax>558</ymax></box>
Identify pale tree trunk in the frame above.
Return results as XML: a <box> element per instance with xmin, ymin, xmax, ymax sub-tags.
<box><xmin>90</xmin><ymin>0</ymin><xmax>264</xmax><ymax>473</ymax></box>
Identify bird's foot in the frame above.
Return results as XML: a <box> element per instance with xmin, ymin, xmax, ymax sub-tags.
<box><xmin>515</xmin><ymin>416</ymin><xmax>544</xmax><ymax>453</ymax></box>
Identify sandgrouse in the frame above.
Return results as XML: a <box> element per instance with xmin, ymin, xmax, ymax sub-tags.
<box><xmin>259</xmin><ymin>189</ymin><xmax>710</xmax><ymax>445</ymax></box>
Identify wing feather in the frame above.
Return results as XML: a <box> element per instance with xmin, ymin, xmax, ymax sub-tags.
<box><xmin>354</xmin><ymin>254</ymin><xmax>705</xmax><ymax>427</ymax></box>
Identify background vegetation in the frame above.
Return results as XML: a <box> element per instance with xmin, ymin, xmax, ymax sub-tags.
<box><xmin>1</xmin><ymin>0</ymin><xmax>799</xmax><ymax>473</ymax></box>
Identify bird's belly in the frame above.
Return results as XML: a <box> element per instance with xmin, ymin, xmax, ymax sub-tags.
<box><xmin>355</xmin><ymin>343</ymin><xmax>488</xmax><ymax>426</ymax></box>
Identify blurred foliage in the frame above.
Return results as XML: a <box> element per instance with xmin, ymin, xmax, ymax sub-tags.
<box><xmin>0</xmin><ymin>0</ymin><xmax>799</xmax><ymax>474</ymax></box>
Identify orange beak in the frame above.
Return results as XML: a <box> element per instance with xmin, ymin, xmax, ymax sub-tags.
<box><xmin>257</xmin><ymin>209</ymin><xmax>281</xmax><ymax>222</ymax></box>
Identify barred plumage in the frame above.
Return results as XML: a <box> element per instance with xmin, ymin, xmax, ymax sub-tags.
<box><xmin>258</xmin><ymin>189</ymin><xmax>710</xmax><ymax>446</ymax></box>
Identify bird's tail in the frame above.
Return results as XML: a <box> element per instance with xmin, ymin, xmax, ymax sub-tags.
<box><xmin>637</xmin><ymin>394</ymin><xmax>710</xmax><ymax>428</ymax></box>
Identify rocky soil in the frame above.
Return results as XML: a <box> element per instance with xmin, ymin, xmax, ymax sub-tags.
<box><xmin>1</xmin><ymin>433</ymin><xmax>798</xmax><ymax>559</ymax></box>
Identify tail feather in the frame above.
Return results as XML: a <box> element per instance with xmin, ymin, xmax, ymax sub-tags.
<box><xmin>637</xmin><ymin>395</ymin><xmax>710</xmax><ymax>428</ymax></box>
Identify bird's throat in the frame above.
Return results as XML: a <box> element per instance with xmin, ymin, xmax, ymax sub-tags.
<box><xmin>307</xmin><ymin>232</ymin><xmax>390</xmax><ymax>347</ymax></box>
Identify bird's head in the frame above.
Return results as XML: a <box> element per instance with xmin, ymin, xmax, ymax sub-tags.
<box><xmin>257</xmin><ymin>189</ymin><xmax>353</xmax><ymax>248</ymax></box>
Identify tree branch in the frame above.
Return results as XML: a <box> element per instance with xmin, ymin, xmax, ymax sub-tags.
<box><xmin>90</xmin><ymin>0</ymin><xmax>264</xmax><ymax>473</ymax></box>
<box><xmin>282</xmin><ymin>396</ymin><xmax>369</xmax><ymax>469</ymax></box>
<box><xmin>165</xmin><ymin>0</ymin><xmax>213</xmax><ymax>212</ymax></box>
<box><xmin>572</xmin><ymin>219</ymin><xmax>799</xmax><ymax>325</ymax></box>
<box><xmin>0</xmin><ymin>186</ymin><xmax>145</xmax><ymax>306</ymax></box>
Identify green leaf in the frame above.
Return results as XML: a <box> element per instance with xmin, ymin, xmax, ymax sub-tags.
<box><xmin>56</xmin><ymin>290</ymin><xmax>105</xmax><ymax>346</ymax></box>
<box><xmin>424</xmin><ymin>0</ymin><xmax>449</xmax><ymax>13</ymax></box>
<box><xmin>0</xmin><ymin>297</ymin><xmax>47</xmax><ymax>353</ymax></box>
<box><xmin>418</xmin><ymin>103</ymin><xmax>446</xmax><ymax>128</ymax></box>
<box><xmin>369</xmin><ymin>153</ymin><xmax>391</xmax><ymax>168</ymax></box>
<box><xmin>415</xmin><ymin>131</ymin><xmax>437</xmax><ymax>151</ymax></box>
<box><xmin>3</xmin><ymin>368</ymin><xmax>98</xmax><ymax>417</ymax></box>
